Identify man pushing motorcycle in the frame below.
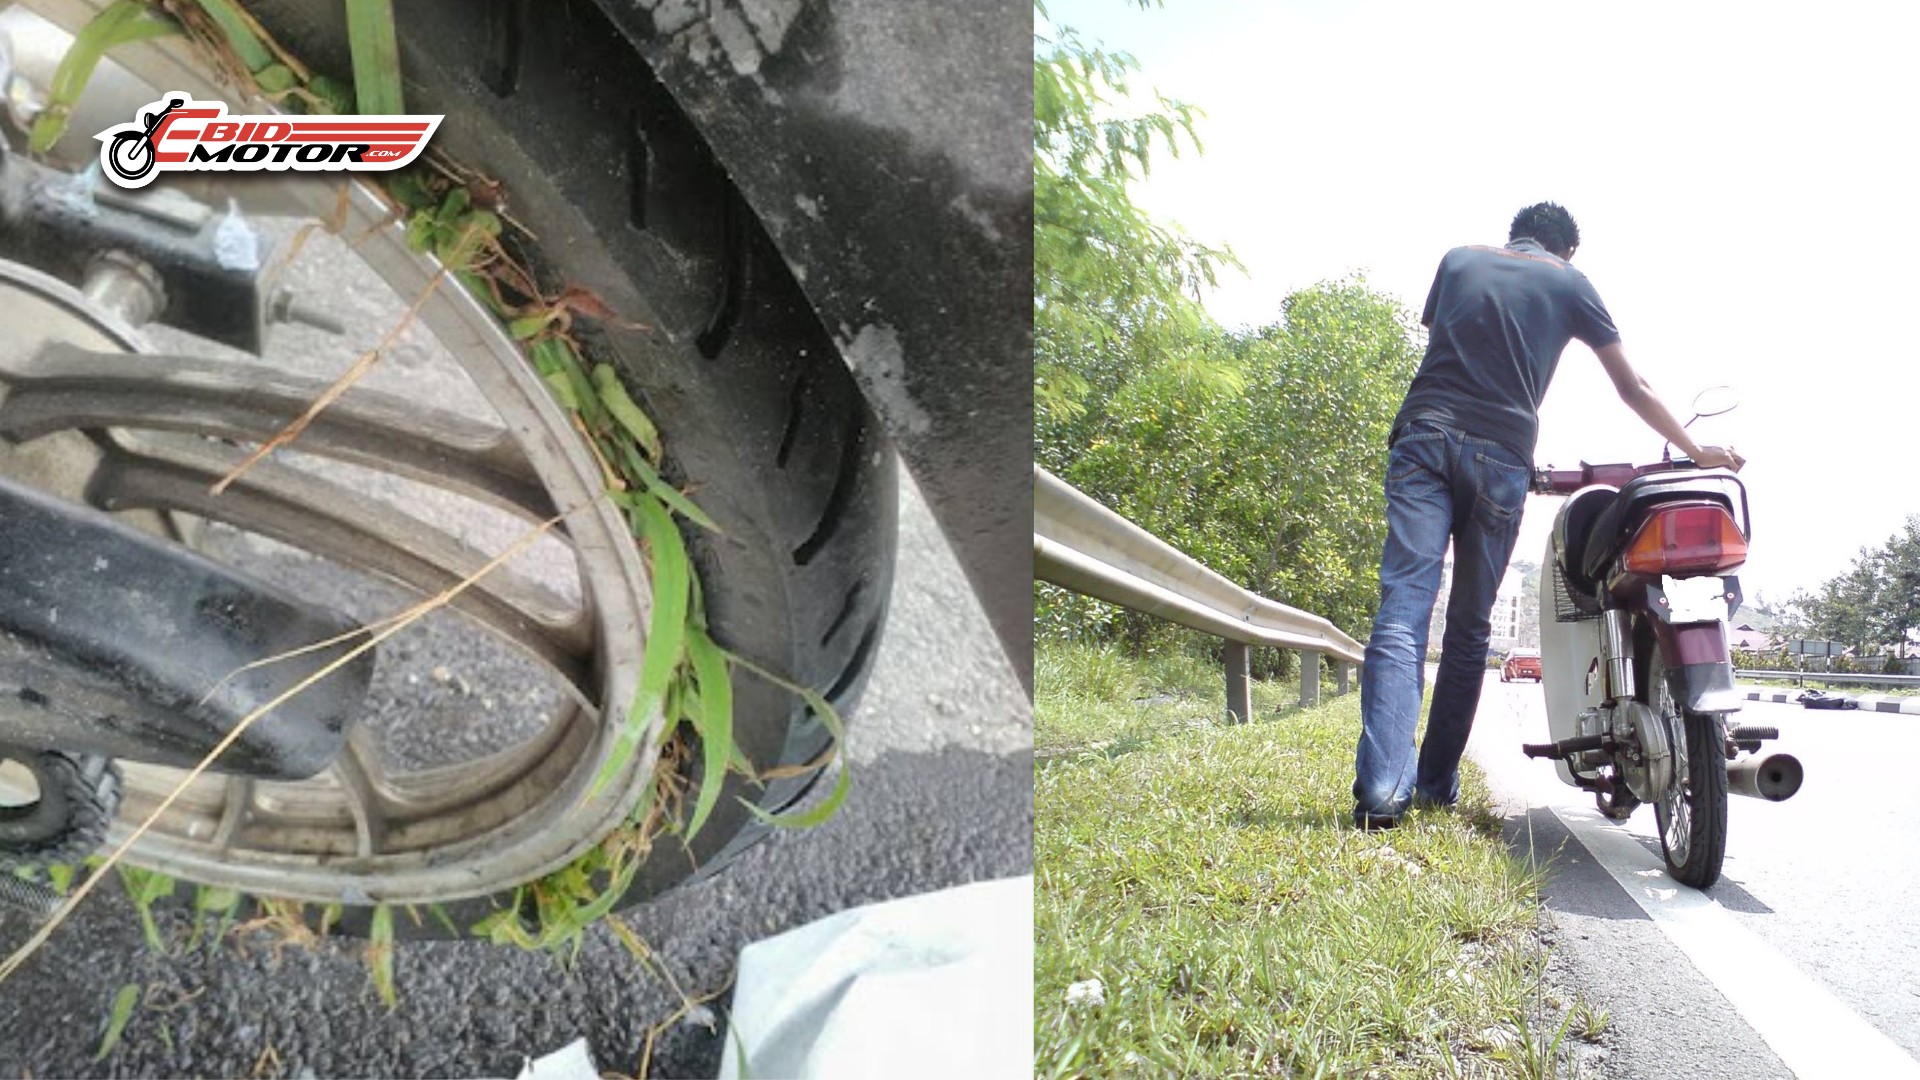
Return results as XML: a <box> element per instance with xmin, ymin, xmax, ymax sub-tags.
<box><xmin>1352</xmin><ymin>202</ymin><xmax>1745</xmax><ymax>829</ymax></box>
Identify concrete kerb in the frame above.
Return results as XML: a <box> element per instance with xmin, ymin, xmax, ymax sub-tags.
<box><xmin>1739</xmin><ymin>685</ymin><xmax>1920</xmax><ymax>715</ymax></box>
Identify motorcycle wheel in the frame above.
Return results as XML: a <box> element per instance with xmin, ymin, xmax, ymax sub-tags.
<box><xmin>5</xmin><ymin>0</ymin><xmax>895</xmax><ymax>934</ymax></box>
<box><xmin>1647</xmin><ymin>651</ymin><xmax>1728</xmax><ymax>889</ymax></box>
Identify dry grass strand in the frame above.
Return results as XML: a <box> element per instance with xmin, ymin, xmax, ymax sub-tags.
<box><xmin>210</xmin><ymin>268</ymin><xmax>446</xmax><ymax>494</ymax></box>
<box><xmin>0</xmin><ymin>507</ymin><xmax>574</xmax><ymax>988</ymax></box>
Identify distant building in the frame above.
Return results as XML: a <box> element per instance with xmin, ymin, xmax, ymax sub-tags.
<box><xmin>1428</xmin><ymin>554</ymin><xmax>1528</xmax><ymax>654</ymax></box>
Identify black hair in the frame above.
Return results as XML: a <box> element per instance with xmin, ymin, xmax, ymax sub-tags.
<box><xmin>1509</xmin><ymin>202</ymin><xmax>1580</xmax><ymax>256</ymax></box>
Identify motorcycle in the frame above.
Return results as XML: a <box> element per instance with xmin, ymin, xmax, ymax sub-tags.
<box><xmin>1522</xmin><ymin>388</ymin><xmax>1802</xmax><ymax>888</ymax></box>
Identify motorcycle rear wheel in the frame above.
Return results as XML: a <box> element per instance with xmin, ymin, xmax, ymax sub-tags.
<box><xmin>1648</xmin><ymin>652</ymin><xmax>1728</xmax><ymax>888</ymax></box>
<box><xmin>3</xmin><ymin>0</ymin><xmax>895</xmax><ymax>933</ymax></box>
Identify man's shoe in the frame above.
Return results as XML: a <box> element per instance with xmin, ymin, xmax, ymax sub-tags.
<box><xmin>1353</xmin><ymin>809</ymin><xmax>1400</xmax><ymax>831</ymax></box>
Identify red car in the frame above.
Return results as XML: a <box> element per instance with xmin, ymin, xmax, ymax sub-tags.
<box><xmin>1501</xmin><ymin>648</ymin><xmax>1542</xmax><ymax>682</ymax></box>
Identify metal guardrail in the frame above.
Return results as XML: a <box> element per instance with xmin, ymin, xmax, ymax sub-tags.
<box><xmin>1034</xmin><ymin>464</ymin><xmax>1365</xmax><ymax>719</ymax></box>
<box><xmin>1737</xmin><ymin>669</ymin><xmax>1920</xmax><ymax>689</ymax></box>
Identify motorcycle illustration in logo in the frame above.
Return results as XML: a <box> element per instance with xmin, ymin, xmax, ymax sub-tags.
<box><xmin>93</xmin><ymin>93</ymin><xmax>442</xmax><ymax>189</ymax></box>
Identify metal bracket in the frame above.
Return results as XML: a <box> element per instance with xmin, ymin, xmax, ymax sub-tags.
<box><xmin>0</xmin><ymin>470</ymin><xmax>370</xmax><ymax>779</ymax></box>
<box><xmin>0</xmin><ymin>143</ymin><xmax>270</xmax><ymax>350</ymax></box>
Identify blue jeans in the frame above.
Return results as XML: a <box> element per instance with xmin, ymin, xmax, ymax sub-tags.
<box><xmin>1353</xmin><ymin>420</ymin><xmax>1528</xmax><ymax>820</ymax></box>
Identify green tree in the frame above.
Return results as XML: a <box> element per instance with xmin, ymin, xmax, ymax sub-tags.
<box><xmin>1065</xmin><ymin>279</ymin><xmax>1422</xmax><ymax>642</ymax></box>
<box><xmin>1031</xmin><ymin>3</ymin><xmax>1421</xmax><ymax>657</ymax></box>
<box><xmin>1806</xmin><ymin>546</ymin><xmax>1886</xmax><ymax>653</ymax></box>
<box><xmin>1794</xmin><ymin>518</ymin><xmax>1920</xmax><ymax>656</ymax></box>
<box><xmin>1872</xmin><ymin>516</ymin><xmax>1920</xmax><ymax>650</ymax></box>
<box><xmin>1032</xmin><ymin>0</ymin><xmax>1235</xmax><ymax>470</ymax></box>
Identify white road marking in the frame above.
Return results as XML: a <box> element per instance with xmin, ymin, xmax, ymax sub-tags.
<box><xmin>1550</xmin><ymin>803</ymin><xmax>1920</xmax><ymax>1080</ymax></box>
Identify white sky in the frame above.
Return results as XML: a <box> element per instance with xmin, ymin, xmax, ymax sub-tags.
<box><xmin>1040</xmin><ymin>0</ymin><xmax>1920</xmax><ymax>603</ymax></box>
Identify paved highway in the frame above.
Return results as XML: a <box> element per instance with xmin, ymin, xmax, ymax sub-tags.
<box><xmin>1469</xmin><ymin>671</ymin><xmax>1920</xmax><ymax>1079</ymax></box>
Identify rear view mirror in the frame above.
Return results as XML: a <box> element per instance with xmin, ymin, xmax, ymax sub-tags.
<box><xmin>1690</xmin><ymin>385</ymin><xmax>1740</xmax><ymax>420</ymax></box>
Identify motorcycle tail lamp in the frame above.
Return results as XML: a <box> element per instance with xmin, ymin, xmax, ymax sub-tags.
<box><xmin>1622</xmin><ymin>502</ymin><xmax>1748</xmax><ymax>575</ymax></box>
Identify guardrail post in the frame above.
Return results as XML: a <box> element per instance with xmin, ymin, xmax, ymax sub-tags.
<box><xmin>1299</xmin><ymin>651</ymin><xmax>1321</xmax><ymax>708</ymax></box>
<box><xmin>1225</xmin><ymin>641</ymin><xmax>1251</xmax><ymax>723</ymax></box>
<box><xmin>1336</xmin><ymin>661</ymin><xmax>1350</xmax><ymax>696</ymax></box>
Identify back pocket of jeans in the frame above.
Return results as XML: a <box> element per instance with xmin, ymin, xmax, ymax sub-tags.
<box><xmin>1387</xmin><ymin>429</ymin><xmax>1446</xmax><ymax>483</ymax></box>
<box><xmin>1472</xmin><ymin>452</ymin><xmax>1527</xmax><ymax>526</ymax></box>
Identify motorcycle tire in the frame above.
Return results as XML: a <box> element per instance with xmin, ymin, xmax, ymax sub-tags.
<box><xmin>0</xmin><ymin>748</ymin><xmax>121</xmax><ymax>870</ymax></box>
<box><xmin>1654</xmin><ymin>708</ymin><xmax>1729</xmax><ymax>889</ymax></box>
<box><xmin>154</xmin><ymin>0</ymin><xmax>896</xmax><ymax>932</ymax></box>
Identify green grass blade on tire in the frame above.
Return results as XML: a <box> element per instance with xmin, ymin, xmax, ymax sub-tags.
<box><xmin>28</xmin><ymin>0</ymin><xmax>179</xmax><ymax>153</ymax></box>
<box><xmin>344</xmin><ymin>0</ymin><xmax>404</xmax><ymax>114</ymax></box>
<box><xmin>728</xmin><ymin>659</ymin><xmax>851</xmax><ymax>829</ymax></box>
<box><xmin>591</xmin><ymin>493</ymin><xmax>690</xmax><ymax>795</ymax></box>
<box><xmin>592</xmin><ymin>363</ymin><xmax>664</xmax><ymax>465</ymax></box>
<box><xmin>191</xmin><ymin>0</ymin><xmax>273</xmax><ymax>72</ymax></box>
<box><xmin>615</xmin><ymin>439</ymin><xmax>717</xmax><ymax>532</ymax></box>
<box><xmin>682</xmin><ymin>627</ymin><xmax>734</xmax><ymax>841</ymax></box>
<box><xmin>742</xmin><ymin>761</ymin><xmax>849</xmax><ymax>830</ymax></box>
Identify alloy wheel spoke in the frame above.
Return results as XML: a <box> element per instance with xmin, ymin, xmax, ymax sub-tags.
<box><xmin>211</xmin><ymin>776</ymin><xmax>252</xmax><ymax>854</ymax></box>
<box><xmin>376</xmin><ymin>703</ymin><xmax>584</xmax><ymax>824</ymax></box>
<box><xmin>85</xmin><ymin>435</ymin><xmax>595</xmax><ymax>686</ymax></box>
<box><xmin>0</xmin><ymin>343</ymin><xmax>557</xmax><ymax>521</ymax></box>
<box><xmin>331</xmin><ymin>729</ymin><xmax>390</xmax><ymax>859</ymax></box>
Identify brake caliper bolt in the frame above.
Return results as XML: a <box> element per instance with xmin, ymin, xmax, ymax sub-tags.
<box><xmin>266</xmin><ymin>287</ymin><xmax>346</xmax><ymax>335</ymax></box>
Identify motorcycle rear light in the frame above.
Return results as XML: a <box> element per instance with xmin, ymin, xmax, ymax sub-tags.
<box><xmin>1622</xmin><ymin>502</ymin><xmax>1748</xmax><ymax>576</ymax></box>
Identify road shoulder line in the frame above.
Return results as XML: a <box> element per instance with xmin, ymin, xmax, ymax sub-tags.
<box><xmin>1548</xmin><ymin>803</ymin><xmax>1920</xmax><ymax>1080</ymax></box>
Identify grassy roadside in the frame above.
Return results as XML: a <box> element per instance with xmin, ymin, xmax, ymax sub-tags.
<box><xmin>1036</xmin><ymin>645</ymin><xmax>1305</xmax><ymax>758</ymax></box>
<box><xmin>1036</xmin><ymin>640</ymin><xmax>1607</xmax><ymax>1077</ymax></box>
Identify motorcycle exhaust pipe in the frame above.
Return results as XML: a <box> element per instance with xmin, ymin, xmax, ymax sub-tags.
<box><xmin>1727</xmin><ymin>752</ymin><xmax>1804</xmax><ymax>802</ymax></box>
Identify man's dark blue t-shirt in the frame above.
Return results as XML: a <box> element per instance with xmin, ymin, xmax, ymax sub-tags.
<box><xmin>1391</xmin><ymin>237</ymin><xmax>1620</xmax><ymax>461</ymax></box>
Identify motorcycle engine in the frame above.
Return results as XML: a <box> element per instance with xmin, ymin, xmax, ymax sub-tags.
<box><xmin>1611</xmin><ymin>700</ymin><xmax>1674</xmax><ymax>802</ymax></box>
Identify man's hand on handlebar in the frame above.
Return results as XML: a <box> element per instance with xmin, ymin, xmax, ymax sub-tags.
<box><xmin>1692</xmin><ymin>445</ymin><xmax>1745</xmax><ymax>472</ymax></box>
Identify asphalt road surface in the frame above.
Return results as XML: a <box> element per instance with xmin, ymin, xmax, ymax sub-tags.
<box><xmin>1469</xmin><ymin>671</ymin><xmax>1920</xmax><ymax>1079</ymax></box>
<box><xmin>0</xmin><ymin>220</ymin><xmax>1032</xmax><ymax>1079</ymax></box>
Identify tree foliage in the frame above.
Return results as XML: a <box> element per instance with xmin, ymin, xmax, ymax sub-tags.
<box><xmin>1033</xmin><ymin>3</ymin><xmax>1422</xmax><ymax>655</ymax></box>
<box><xmin>1788</xmin><ymin>516</ymin><xmax>1920</xmax><ymax>654</ymax></box>
<box><xmin>1058</xmin><ymin>281</ymin><xmax>1421</xmax><ymax>642</ymax></box>
<box><xmin>1033</xmin><ymin>1</ymin><xmax>1236</xmax><ymax>447</ymax></box>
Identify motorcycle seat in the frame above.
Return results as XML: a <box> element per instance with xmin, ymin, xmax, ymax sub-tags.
<box><xmin>1556</xmin><ymin>486</ymin><xmax>1618</xmax><ymax>599</ymax></box>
